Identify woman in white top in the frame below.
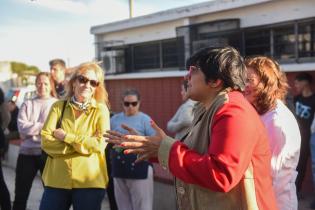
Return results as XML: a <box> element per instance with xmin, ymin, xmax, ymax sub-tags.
<box><xmin>244</xmin><ymin>56</ymin><xmax>301</xmax><ymax>210</ymax></box>
<box><xmin>167</xmin><ymin>80</ymin><xmax>195</xmax><ymax>139</ymax></box>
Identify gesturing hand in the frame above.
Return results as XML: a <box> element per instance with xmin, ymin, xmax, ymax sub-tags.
<box><xmin>104</xmin><ymin>121</ymin><xmax>166</xmax><ymax>162</ymax></box>
<box><xmin>121</xmin><ymin>123</ymin><xmax>139</xmax><ymax>135</ymax></box>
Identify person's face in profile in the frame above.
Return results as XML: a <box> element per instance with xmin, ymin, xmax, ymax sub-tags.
<box><xmin>180</xmin><ymin>84</ymin><xmax>189</xmax><ymax>101</ymax></box>
<box><xmin>294</xmin><ymin>79</ymin><xmax>308</xmax><ymax>94</ymax></box>
<box><xmin>8</xmin><ymin>101</ymin><xmax>16</xmax><ymax>112</ymax></box>
<box><xmin>244</xmin><ymin>67</ymin><xmax>260</xmax><ymax>104</ymax></box>
<box><xmin>186</xmin><ymin>66</ymin><xmax>210</xmax><ymax>101</ymax></box>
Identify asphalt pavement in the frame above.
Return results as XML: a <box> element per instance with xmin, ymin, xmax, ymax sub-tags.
<box><xmin>2</xmin><ymin>163</ymin><xmax>315</xmax><ymax>210</ymax></box>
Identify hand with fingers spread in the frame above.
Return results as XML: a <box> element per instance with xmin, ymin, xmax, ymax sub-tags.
<box><xmin>121</xmin><ymin>123</ymin><xmax>139</xmax><ymax>135</ymax></box>
<box><xmin>105</xmin><ymin>120</ymin><xmax>166</xmax><ymax>162</ymax></box>
<box><xmin>108</xmin><ymin>89</ymin><xmax>156</xmax><ymax>210</ymax></box>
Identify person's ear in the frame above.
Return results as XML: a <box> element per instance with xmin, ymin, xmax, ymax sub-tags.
<box><xmin>208</xmin><ymin>79</ymin><xmax>222</xmax><ymax>88</ymax></box>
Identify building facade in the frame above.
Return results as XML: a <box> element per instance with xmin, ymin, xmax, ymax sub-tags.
<box><xmin>91</xmin><ymin>0</ymin><xmax>315</xmax><ymax>117</ymax></box>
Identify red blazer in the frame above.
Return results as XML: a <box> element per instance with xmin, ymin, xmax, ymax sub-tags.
<box><xmin>167</xmin><ymin>91</ymin><xmax>278</xmax><ymax>210</ymax></box>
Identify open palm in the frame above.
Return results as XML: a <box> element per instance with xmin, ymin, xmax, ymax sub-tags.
<box><xmin>104</xmin><ymin>121</ymin><xmax>166</xmax><ymax>162</ymax></box>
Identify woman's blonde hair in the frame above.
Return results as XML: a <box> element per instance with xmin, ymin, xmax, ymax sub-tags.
<box><xmin>66</xmin><ymin>62</ymin><xmax>110</xmax><ymax>107</ymax></box>
<box><xmin>245</xmin><ymin>56</ymin><xmax>288</xmax><ymax>115</ymax></box>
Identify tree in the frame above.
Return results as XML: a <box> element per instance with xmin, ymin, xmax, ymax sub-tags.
<box><xmin>11</xmin><ymin>62</ymin><xmax>40</xmax><ymax>76</ymax></box>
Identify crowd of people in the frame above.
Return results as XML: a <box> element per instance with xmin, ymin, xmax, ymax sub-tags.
<box><xmin>0</xmin><ymin>46</ymin><xmax>315</xmax><ymax>210</ymax></box>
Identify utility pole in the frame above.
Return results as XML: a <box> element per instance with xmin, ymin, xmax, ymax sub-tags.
<box><xmin>129</xmin><ymin>0</ymin><xmax>133</xmax><ymax>18</ymax></box>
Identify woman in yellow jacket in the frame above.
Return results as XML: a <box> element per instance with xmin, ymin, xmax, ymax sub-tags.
<box><xmin>40</xmin><ymin>62</ymin><xmax>110</xmax><ymax>210</ymax></box>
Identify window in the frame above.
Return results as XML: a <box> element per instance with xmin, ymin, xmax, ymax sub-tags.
<box><xmin>245</xmin><ymin>29</ymin><xmax>270</xmax><ymax>56</ymax></box>
<box><xmin>225</xmin><ymin>32</ymin><xmax>242</xmax><ymax>52</ymax></box>
<box><xmin>195</xmin><ymin>19</ymin><xmax>240</xmax><ymax>39</ymax></box>
<box><xmin>192</xmin><ymin>32</ymin><xmax>242</xmax><ymax>53</ymax></box>
<box><xmin>162</xmin><ymin>39</ymin><xmax>179</xmax><ymax>68</ymax></box>
<box><xmin>100</xmin><ymin>18</ymin><xmax>315</xmax><ymax>75</ymax></box>
<box><xmin>190</xmin><ymin>19</ymin><xmax>241</xmax><ymax>53</ymax></box>
<box><xmin>298</xmin><ymin>21</ymin><xmax>315</xmax><ymax>58</ymax></box>
<box><xmin>134</xmin><ymin>43</ymin><xmax>160</xmax><ymax>70</ymax></box>
<box><xmin>273</xmin><ymin>25</ymin><xmax>296</xmax><ymax>60</ymax></box>
<box><xmin>124</xmin><ymin>38</ymin><xmax>184</xmax><ymax>72</ymax></box>
<box><xmin>244</xmin><ymin>19</ymin><xmax>315</xmax><ymax>61</ymax></box>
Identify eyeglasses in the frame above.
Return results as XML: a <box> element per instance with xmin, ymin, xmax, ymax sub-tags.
<box><xmin>123</xmin><ymin>101</ymin><xmax>138</xmax><ymax>107</ymax></box>
<box><xmin>185</xmin><ymin>66</ymin><xmax>199</xmax><ymax>80</ymax></box>
<box><xmin>77</xmin><ymin>75</ymin><xmax>99</xmax><ymax>88</ymax></box>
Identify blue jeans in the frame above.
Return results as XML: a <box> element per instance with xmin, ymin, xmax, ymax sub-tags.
<box><xmin>39</xmin><ymin>187</ymin><xmax>105</xmax><ymax>210</ymax></box>
<box><xmin>311</xmin><ymin>133</ymin><xmax>315</xmax><ymax>188</ymax></box>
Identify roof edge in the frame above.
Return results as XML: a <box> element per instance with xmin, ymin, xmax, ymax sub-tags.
<box><xmin>90</xmin><ymin>0</ymin><xmax>273</xmax><ymax>35</ymax></box>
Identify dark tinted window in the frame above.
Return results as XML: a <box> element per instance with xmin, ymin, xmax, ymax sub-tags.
<box><xmin>245</xmin><ymin>29</ymin><xmax>270</xmax><ymax>56</ymax></box>
<box><xmin>274</xmin><ymin>25</ymin><xmax>296</xmax><ymax>60</ymax></box>
<box><xmin>134</xmin><ymin>43</ymin><xmax>160</xmax><ymax>70</ymax></box>
<box><xmin>162</xmin><ymin>39</ymin><xmax>179</xmax><ymax>68</ymax></box>
<box><xmin>298</xmin><ymin>21</ymin><xmax>315</xmax><ymax>58</ymax></box>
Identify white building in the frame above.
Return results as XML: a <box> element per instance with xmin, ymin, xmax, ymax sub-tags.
<box><xmin>91</xmin><ymin>0</ymin><xmax>315</xmax><ymax>77</ymax></box>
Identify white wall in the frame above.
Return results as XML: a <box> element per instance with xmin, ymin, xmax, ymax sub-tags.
<box><xmin>193</xmin><ymin>0</ymin><xmax>315</xmax><ymax>28</ymax></box>
<box><xmin>95</xmin><ymin>0</ymin><xmax>315</xmax><ymax>73</ymax></box>
<box><xmin>97</xmin><ymin>0</ymin><xmax>315</xmax><ymax>46</ymax></box>
<box><xmin>99</xmin><ymin>18</ymin><xmax>187</xmax><ymax>45</ymax></box>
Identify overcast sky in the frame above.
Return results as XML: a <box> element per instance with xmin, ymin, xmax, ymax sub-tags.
<box><xmin>0</xmin><ymin>0</ymin><xmax>209</xmax><ymax>70</ymax></box>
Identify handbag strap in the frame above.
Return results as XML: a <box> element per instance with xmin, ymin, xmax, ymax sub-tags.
<box><xmin>56</xmin><ymin>100</ymin><xmax>67</xmax><ymax>129</ymax></box>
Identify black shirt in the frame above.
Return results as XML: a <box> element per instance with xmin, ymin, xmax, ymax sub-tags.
<box><xmin>8</xmin><ymin>107</ymin><xmax>19</xmax><ymax>132</ymax></box>
<box><xmin>55</xmin><ymin>82</ymin><xmax>66</xmax><ymax>98</ymax></box>
<box><xmin>294</xmin><ymin>93</ymin><xmax>315</xmax><ymax>137</ymax></box>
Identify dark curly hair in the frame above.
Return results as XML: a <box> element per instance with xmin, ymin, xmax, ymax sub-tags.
<box><xmin>188</xmin><ymin>46</ymin><xmax>246</xmax><ymax>91</ymax></box>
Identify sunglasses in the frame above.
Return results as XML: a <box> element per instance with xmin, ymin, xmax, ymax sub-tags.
<box><xmin>77</xmin><ymin>75</ymin><xmax>99</xmax><ymax>88</ymax></box>
<box><xmin>123</xmin><ymin>101</ymin><xmax>138</xmax><ymax>107</ymax></box>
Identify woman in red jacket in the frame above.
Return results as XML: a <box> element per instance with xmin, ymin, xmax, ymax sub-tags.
<box><xmin>105</xmin><ymin>47</ymin><xmax>278</xmax><ymax>210</ymax></box>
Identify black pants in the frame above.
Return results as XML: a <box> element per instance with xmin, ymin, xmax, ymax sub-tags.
<box><xmin>106</xmin><ymin>144</ymin><xmax>117</xmax><ymax>210</ymax></box>
<box><xmin>296</xmin><ymin>130</ymin><xmax>311</xmax><ymax>193</ymax></box>
<box><xmin>12</xmin><ymin>154</ymin><xmax>44</xmax><ymax>210</ymax></box>
<box><xmin>0</xmin><ymin>159</ymin><xmax>11</xmax><ymax>210</ymax></box>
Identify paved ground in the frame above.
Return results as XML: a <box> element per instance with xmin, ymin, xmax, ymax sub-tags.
<box><xmin>2</xmin><ymin>164</ymin><xmax>110</xmax><ymax>210</ymax></box>
<box><xmin>2</xmin><ymin>164</ymin><xmax>315</xmax><ymax>210</ymax></box>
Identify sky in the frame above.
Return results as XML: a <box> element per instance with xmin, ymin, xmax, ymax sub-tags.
<box><xmin>0</xmin><ymin>0</ymin><xmax>209</xmax><ymax>70</ymax></box>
